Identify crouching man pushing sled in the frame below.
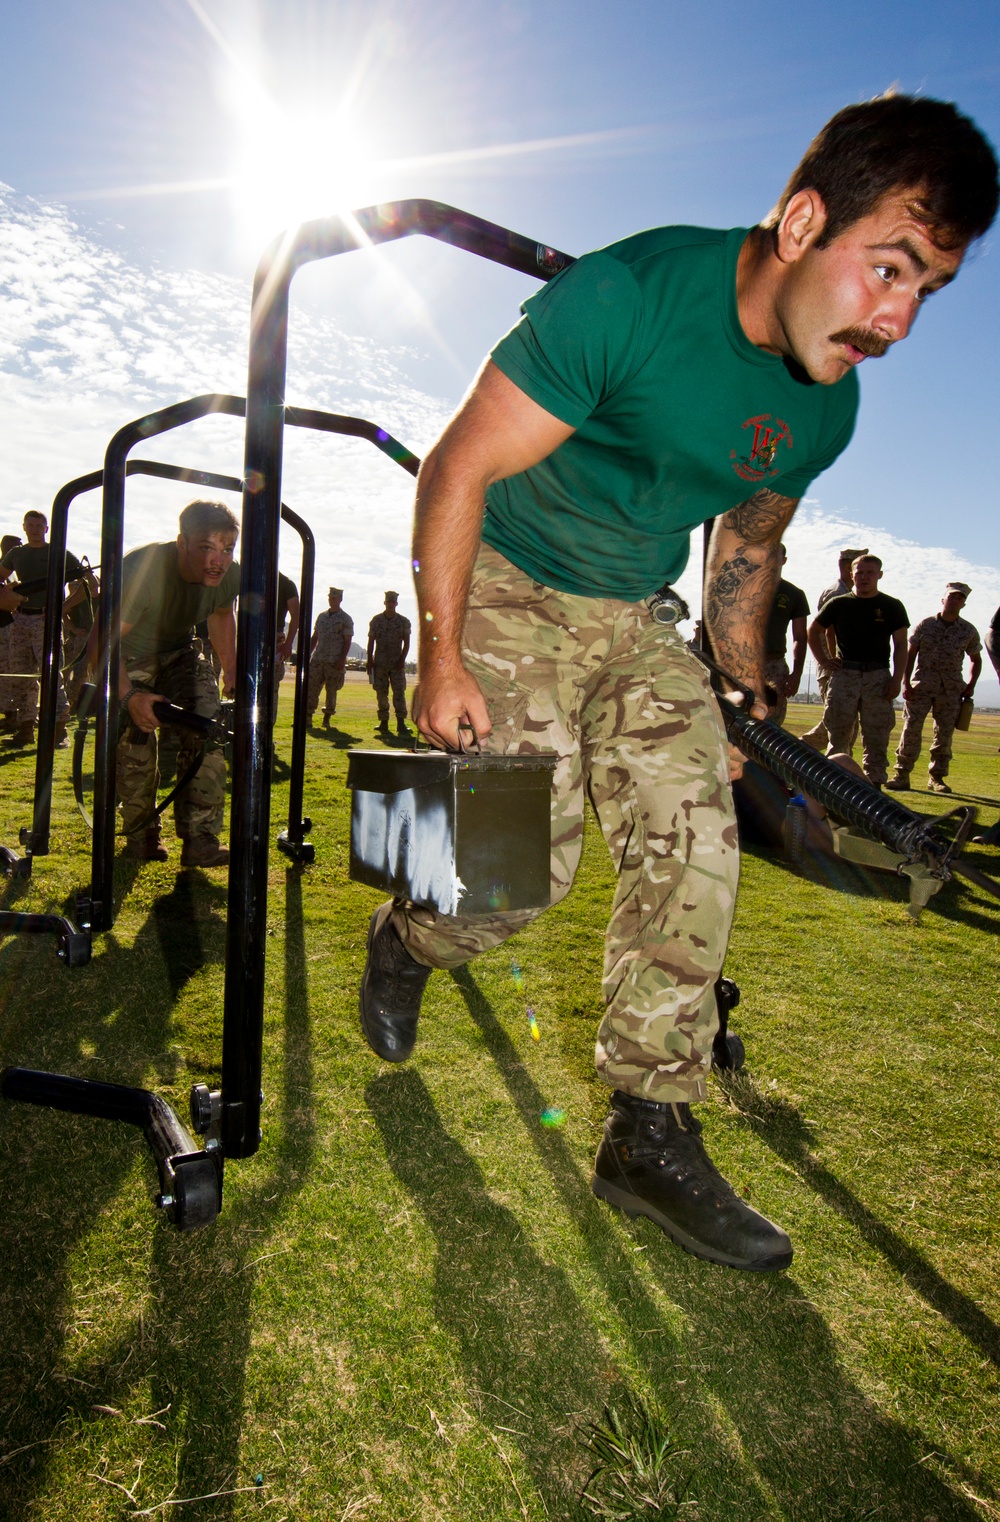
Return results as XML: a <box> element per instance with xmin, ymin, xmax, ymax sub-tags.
<box><xmin>107</xmin><ymin>500</ymin><xmax>240</xmax><ymax>867</ymax></box>
<box><xmin>359</xmin><ymin>95</ymin><xmax>998</xmax><ymax>1271</ymax></box>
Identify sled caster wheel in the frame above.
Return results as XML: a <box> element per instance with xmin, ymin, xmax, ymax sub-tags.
<box><xmin>724</xmin><ymin>1032</ymin><xmax>745</xmax><ymax>1070</ymax></box>
<box><xmin>712</xmin><ymin>1031</ymin><xmax>746</xmax><ymax>1073</ymax></box>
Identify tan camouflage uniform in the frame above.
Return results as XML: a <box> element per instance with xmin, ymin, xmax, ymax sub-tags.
<box><xmin>116</xmin><ymin>644</ymin><xmax>224</xmax><ymax>844</ymax></box>
<box><xmin>391</xmin><ymin>544</ymin><xmax>739</xmax><ymax>1105</ymax></box>
<box><xmin>7</xmin><ymin>611</ymin><xmax>70</xmax><ymax>725</ymax></box>
<box><xmin>307</xmin><ymin>608</ymin><xmax>354</xmax><ymax>718</ymax></box>
<box><xmin>801</xmin><ymin>577</ymin><xmax>850</xmax><ymax>750</ymax></box>
<box><xmin>824</xmin><ymin>668</ymin><xmax>896</xmax><ymax>786</ymax></box>
<box><xmin>369</xmin><ymin>611</ymin><xmax>410</xmax><ymax>723</ymax></box>
<box><xmin>895</xmin><ymin>613</ymin><xmax>981</xmax><ymax>781</ymax></box>
<box><xmin>0</xmin><ymin>623</ymin><xmax>18</xmax><ymax>715</ymax></box>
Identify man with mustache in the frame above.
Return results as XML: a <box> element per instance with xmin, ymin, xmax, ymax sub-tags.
<box><xmin>359</xmin><ymin>94</ymin><xmax>998</xmax><ymax>1273</ymax></box>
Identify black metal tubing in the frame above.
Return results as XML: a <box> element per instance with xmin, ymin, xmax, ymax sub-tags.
<box><xmin>27</xmin><ymin>410</ymin><xmax>416</xmax><ymax>870</ymax></box>
<box><xmin>0</xmin><ymin>1067</ymin><xmax>220</xmax><ymax>1230</ymax></box>
<box><xmin>275</xmin><ymin>501</ymin><xmax>316</xmax><ymax>863</ymax></box>
<box><xmin>229</xmin><ymin>200</ymin><xmax>572</xmax><ymax>1158</ymax></box>
<box><xmin>30</xmin><ymin>469</ymin><xmax>104</xmax><ymax>861</ymax></box>
<box><xmin>720</xmin><ymin>698</ymin><xmax>950</xmax><ymax>860</ymax></box>
<box><xmin>89</xmin><ymin>395</ymin><xmax>248</xmax><ymax>934</ymax></box>
<box><xmin>0</xmin><ymin>911</ymin><xmax>90</xmax><ymax>965</ymax></box>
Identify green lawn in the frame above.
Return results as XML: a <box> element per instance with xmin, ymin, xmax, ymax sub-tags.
<box><xmin>1</xmin><ymin>686</ymin><xmax>999</xmax><ymax>1521</ymax></box>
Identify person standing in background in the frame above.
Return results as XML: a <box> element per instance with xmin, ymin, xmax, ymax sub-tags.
<box><xmin>367</xmin><ymin>591</ymin><xmax>411</xmax><ymax>736</ymax></box>
<box><xmin>763</xmin><ymin>545</ymin><xmax>809</xmax><ymax>726</ymax></box>
<box><xmin>0</xmin><ymin>512</ymin><xmax>96</xmax><ymax>749</ymax></box>
<box><xmin>808</xmin><ymin>554</ymin><xmax>908</xmax><ymax>788</ymax></box>
<box><xmin>800</xmin><ymin>546</ymin><xmax>868</xmax><ymax>749</ymax></box>
<box><xmin>307</xmin><ymin>587</ymin><xmax>354</xmax><ymax>728</ymax></box>
<box><xmin>887</xmin><ymin>582</ymin><xmax>981</xmax><ymax>793</ymax></box>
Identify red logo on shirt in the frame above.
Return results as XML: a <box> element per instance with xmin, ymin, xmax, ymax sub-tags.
<box><xmin>730</xmin><ymin>415</ymin><xmax>793</xmax><ymax>482</ymax></box>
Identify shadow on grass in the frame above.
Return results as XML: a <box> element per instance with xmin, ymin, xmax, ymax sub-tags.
<box><xmin>309</xmin><ymin>725</ymin><xmax>364</xmax><ymax>750</ymax></box>
<box><xmin>366</xmin><ymin>1064</ymin><xmax>625</xmax><ymax>1510</ymax></box>
<box><xmin>451</xmin><ymin>967</ymin><xmax>983</xmax><ymax>1522</ymax></box>
<box><xmin>722</xmin><ymin>1072</ymin><xmax>1000</xmax><ymax>1370</ymax></box>
<box><xmin>0</xmin><ymin>866</ymin><xmax>315</xmax><ymax>1521</ymax></box>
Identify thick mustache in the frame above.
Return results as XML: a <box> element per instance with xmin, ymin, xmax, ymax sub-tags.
<box><xmin>830</xmin><ymin>326</ymin><xmax>890</xmax><ymax>359</ymax></box>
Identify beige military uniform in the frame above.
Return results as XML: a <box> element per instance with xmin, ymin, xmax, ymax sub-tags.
<box><xmin>800</xmin><ymin>577</ymin><xmax>851</xmax><ymax>749</ymax></box>
<box><xmin>391</xmin><ymin>544</ymin><xmax>739</xmax><ymax>1106</ymax></box>
<box><xmin>368</xmin><ymin>610</ymin><xmax>410</xmax><ymax>723</ymax></box>
<box><xmin>895</xmin><ymin>613</ymin><xmax>981</xmax><ymax>781</ymax></box>
<box><xmin>308</xmin><ymin>608</ymin><xmax>354</xmax><ymax>718</ymax></box>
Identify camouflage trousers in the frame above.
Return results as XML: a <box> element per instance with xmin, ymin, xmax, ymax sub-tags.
<box><xmin>116</xmin><ymin>644</ymin><xmax>225</xmax><ymax>842</ymax></box>
<box><xmin>392</xmin><ymin>543</ymin><xmax>739</xmax><ymax>1105</ymax></box>
<box><xmin>374</xmin><ymin>664</ymin><xmax>407</xmax><ymax>723</ymax></box>
<box><xmin>0</xmin><ymin>625</ymin><xmax>17</xmax><ymax>713</ymax></box>
<box><xmin>895</xmin><ymin>685</ymin><xmax>963</xmax><ymax>779</ymax></box>
<box><xmin>763</xmin><ymin>655</ymin><xmax>790</xmax><ymax>727</ymax></box>
<box><xmin>63</xmin><ymin>624</ymin><xmax>91</xmax><ymax>712</ymax></box>
<box><xmin>7</xmin><ymin>613</ymin><xmax>70</xmax><ymax>725</ymax></box>
<box><xmin>307</xmin><ymin>658</ymin><xmax>346</xmax><ymax>716</ymax></box>
<box><xmin>824</xmin><ymin>668</ymin><xmax>895</xmax><ymax>785</ymax></box>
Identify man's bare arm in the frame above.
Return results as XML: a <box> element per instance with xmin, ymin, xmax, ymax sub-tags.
<box><xmin>281</xmin><ymin>595</ymin><xmax>300</xmax><ymax>659</ymax></box>
<box><xmin>207</xmin><ymin>604</ymin><xmax>237</xmax><ymax>694</ymax></box>
<box><xmin>787</xmin><ymin>614</ymin><xmax>808</xmax><ymax>693</ymax></box>
<box><xmin>886</xmin><ymin>626</ymin><xmax>908</xmax><ymax>701</ymax></box>
<box><xmin>703</xmin><ymin>489</ymin><xmax>799</xmax><ymax>715</ymax></box>
<box><xmin>412</xmin><ymin>360</ymin><xmax>574</xmax><ymax>748</ymax></box>
<box><xmin>807</xmin><ymin>615</ymin><xmax>841</xmax><ymax>671</ymax></box>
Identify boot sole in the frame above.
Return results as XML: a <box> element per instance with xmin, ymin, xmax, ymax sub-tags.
<box><xmin>359</xmin><ymin>909</ymin><xmax>416</xmax><ymax>1063</ymax></box>
<box><xmin>591</xmin><ymin>1174</ymin><xmax>793</xmax><ymax>1273</ymax></box>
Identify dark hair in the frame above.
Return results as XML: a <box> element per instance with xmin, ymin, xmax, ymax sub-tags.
<box><xmin>178</xmin><ymin>499</ymin><xmax>240</xmax><ymax>540</ymax></box>
<box><xmin>22</xmin><ymin>510</ymin><xmax>47</xmax><ymax>524</ymax></box>
<box><xmin>854</xmin><ymin>554</ymin><xmax>883</xmax><ymax>570</ymax></box>
<box><xmin>767</xmin><ymin>93</ymin><xmax>999</xmax><ymax>250</ymax></box>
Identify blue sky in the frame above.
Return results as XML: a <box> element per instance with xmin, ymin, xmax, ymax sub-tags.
<box><xmin>0</xmin><ymin>0</ymin><xmax>998</xmax><ymax>671</ymax></box>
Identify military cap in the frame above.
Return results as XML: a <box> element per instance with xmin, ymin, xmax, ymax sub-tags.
<box><xmin>839</xmin><ymin>546</ymin><xmax>869</xmax><ymax>561</ymax></box>
<box><xmin>946</xmin><ymin>581</ymin><xmax>971</xmax><ymax>596</ymax></box>
<box><xmin>385</xmin><ymin>590</ymin><xmax>399</xmax><ymax>600</ymax></box>
<box><xmin>328</xmin><ymin>586</ymin><xmax>343</xmax><ymax>596</ymax></box>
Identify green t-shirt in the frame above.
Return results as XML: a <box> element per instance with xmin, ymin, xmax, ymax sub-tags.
<box><xmin>0</xmin><ymin>543</ymin><xmax>85</xmax><ymax>611</ymax></box>
<box><xmin>120</xmin><ymin>542</ymin><xmax>240</xmax><ymax>661</ymax></box>
<box><xmin>816</xmin><ymin>591</ymin><xmax>909</xmax><ymax>666</ymax></box>
<box><xmin>485</xmin><ymin>226</ymin><xmax>859</xmax><ymax>599</ymax></box>
<box><xmin>765</xmin><ymin>578</ymin><xmax>810</xmax><ymax>657</ymax></box>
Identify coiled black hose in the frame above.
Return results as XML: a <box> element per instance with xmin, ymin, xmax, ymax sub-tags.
<box><xmin>719</xmin><ymin>696</ymin><xmax>950</xmax><ymax>865</ymax></box>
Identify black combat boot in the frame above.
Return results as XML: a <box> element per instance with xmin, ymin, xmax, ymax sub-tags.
<box><xmin>592</xmin><ymin>1090</ymin><xmax>793</xmax><ymax>1271</ymax></box>
<box><xmin>359</xmin><ymin>902</ymin><xmax>432</xmax><ymax>1062</ymax></box>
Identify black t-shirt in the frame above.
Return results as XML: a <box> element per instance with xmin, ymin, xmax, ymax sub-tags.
<box><xmin>816</xmin><ymin>591</ymin><xmax>909</xmax><ymax>665</ymax></box>
<box><xmin>277</xmin><ymin>573</ymin><xmax>298</xmax><ymax>634</ymax></box>
<box><xmin>765</xmin><ymin>578</ymin><xmax>809</xmax><ymax>657</ymax></box>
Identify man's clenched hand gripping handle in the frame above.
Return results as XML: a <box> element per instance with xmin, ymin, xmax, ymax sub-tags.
<box><xmin>411</xmin><ymin>361</ymin><xmax>574</xmax><ymax>749</ymax></box>
<box><xmin>704</xmin><ymin>488</ymin><xmax>800</xmax><ymax>719</ymax></box>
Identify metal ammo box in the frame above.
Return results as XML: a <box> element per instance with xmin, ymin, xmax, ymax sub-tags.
<box><xmin>346</xmin><ymin>749</ymin><xmax>558</xmax><ymax>915</ymax></box>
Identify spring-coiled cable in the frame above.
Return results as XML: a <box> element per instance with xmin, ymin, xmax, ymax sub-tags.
<box><xmin>718</xmin><ymin>696</ymin><xmax>950</xmax><ymax>866</ymax></box>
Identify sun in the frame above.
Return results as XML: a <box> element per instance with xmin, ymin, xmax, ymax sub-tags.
<box><xmin>228</xmin><ymin>96</ymin><xmax>387</xmax><ymax>253</ymax></box>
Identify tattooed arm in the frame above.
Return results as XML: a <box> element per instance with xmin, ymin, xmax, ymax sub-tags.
<box><xmin>703</xmin><ymin>488</ymin><xmax>799</xmax><ymax>717</ymax></box>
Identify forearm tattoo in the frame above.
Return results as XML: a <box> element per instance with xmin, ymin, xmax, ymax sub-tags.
<box><xmin>723</xmin><ymin>488</ymin><xmax>796</xmax><ymax>544</ymax></box>
<box><xmin>709</xmin><ymin>553</ymin><xmax>754</xmax><ymax>607</ymax></box>
<box><xmin>704</xmin><ymin>490</ymin><xmax>798</xmax><ymax>689</ymax></box>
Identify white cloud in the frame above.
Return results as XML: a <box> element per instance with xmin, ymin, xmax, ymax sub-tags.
<box><xmin>672</xmin><ymin>504</ymin><xmax>1000</xmax><ymax>704</ymax></box>
<box><xmin>2</xmin><ymin>183</ymin><xmax>998</xmax><ymax>699</ymax></box>
<box><xmin>0</xmin><ymin>183</ymin><xmax>449</xmax><ymax>635</ymax></box>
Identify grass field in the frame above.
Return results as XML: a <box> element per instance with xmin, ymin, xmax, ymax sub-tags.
<box><xmin>1</xmin><ymin>683</ymin><xmax>999</xmax><ymax>1522</ymax></box>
